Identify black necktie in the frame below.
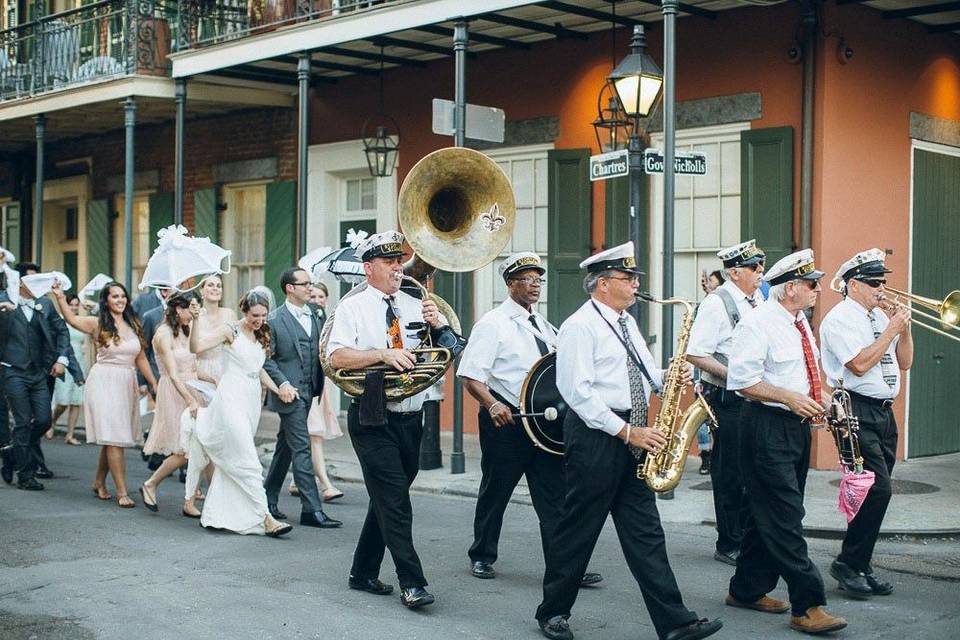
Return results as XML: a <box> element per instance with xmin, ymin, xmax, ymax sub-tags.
<box><xmin>528</xmin><ymin>314</ymin><xmax>549</xmax><ymax>356</ymax></box>
<box><xmin>747</xmin><ymin>296</ymin><xmax>758</xmax><ymax>309</ymax></box>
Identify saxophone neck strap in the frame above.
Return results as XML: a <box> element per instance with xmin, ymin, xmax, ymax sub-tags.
<box><xmin>591</xmin><ymin>300</ymin><xmax>655</xmax><ymax>389</ymax></box>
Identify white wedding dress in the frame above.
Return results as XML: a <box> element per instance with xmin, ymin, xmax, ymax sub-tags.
<box><xmin>187</xmin><ymin>327</ymin><xmax>269</xmax><ymax>535</ymax></box>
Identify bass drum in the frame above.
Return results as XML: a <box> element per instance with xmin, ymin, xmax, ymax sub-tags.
<box><xmin>518</xmin><ymin>352</ymin><xmax>567</xmax><ymax>456</ymax></box>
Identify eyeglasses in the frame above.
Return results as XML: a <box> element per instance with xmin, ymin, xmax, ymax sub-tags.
<box><xmin>605</xmin><ymin>275</ymin><xmax>640</xmax><ymax>284</ymax></box>
<box><xmin>744</xmin><ymin>262</ymin><xmax>765</xmax><ymax>272</ymax></box>
<box><xmin>857</xmin><ymin>278</ymin><xmax>886</xmax><ymax>288</ymax></box>
<box><xmin>509</xmin><ymin>276</ymin><xmax>546</xmax><ymax>285</ymax></box>
<box><xmin>290</xmin><ymin>281</ymin><xmax>312</xmax><ymax>288</ymax></box>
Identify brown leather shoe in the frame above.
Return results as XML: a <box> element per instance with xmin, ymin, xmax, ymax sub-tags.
<box><xmin>789</xmin><ymin>607</ymin><xmax>848</xmax><ymax>634</ymax></box>
<box><xmin>725</xmin><ymin>593</ymin><xmax>790</xmax><ymax>614</ymax></box>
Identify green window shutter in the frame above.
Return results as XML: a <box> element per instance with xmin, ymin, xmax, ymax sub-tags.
<box><xmin>193</xmin><ymin>188</ymin><xmax>218</xmax><ymax>243</ymax></box>
<box><xmin>740</xmin><ymin>127</ymin><xmax>794</xmax><ymax>265</ymax></box>
<box><xmin>264</xmin><ymin>181</ymin><xmax>296</xmax><ymax>302</ymax></box>
<box><xmin>547</xmin><ymin>148</ymin><xmax>592</xmax><ymax>327</ymax></box>
<box><xmin>147</xmin><ymin>192</ymin><xmax>174</xmax><ymax>254</ymax></box>
<box><xmin>86</xmin><ymin>198</ymin><xmax>112</xmax><ymax>278</ymax></box>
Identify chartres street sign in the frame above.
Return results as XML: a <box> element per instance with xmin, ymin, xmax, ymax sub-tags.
<box><xmin>589</xmin><ymin>149</ymin><xmax>630</xmax><ymax>182</ymax></box>
<box><xmin>642</xmin><ymin>149</ymin><xmax>708</xmax><ymax>175</ymax></box>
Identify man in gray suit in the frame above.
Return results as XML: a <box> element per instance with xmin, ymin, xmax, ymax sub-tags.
<box><xmin>262</xmin><ymin>268</ymin><xmax>342</xmax><ymax>529</ymax></box>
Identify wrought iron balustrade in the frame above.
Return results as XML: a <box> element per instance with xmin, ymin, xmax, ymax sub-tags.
<box><xmin>0</xmin><ymin>0</ymin><xmax>177</xmax><ymax>101</ymax></box>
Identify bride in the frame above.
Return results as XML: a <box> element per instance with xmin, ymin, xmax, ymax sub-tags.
<box><xmin>185</xmin><ymin>289</ymin><xmax>292</xmax><ymax>537</ymax></box>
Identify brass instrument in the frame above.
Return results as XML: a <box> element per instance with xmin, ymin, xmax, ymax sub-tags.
<box><xmin>882</xmin><ymin>286</ymin><xmax>960</xmax><ymax>343</ymax></box>
<box><xmin>319</xmin><ymin>147</ymin><xmax>516</xmax><ymax>400</ymax></box>
<box><xmin>827</xmin><ymin>383</ymin><xmax>865</xmax><ymax>474</ymax></box>
<box><xmin>637</xmin><ymin>293</ymin><xmax>718</xmax><ymax>493</ymax></box>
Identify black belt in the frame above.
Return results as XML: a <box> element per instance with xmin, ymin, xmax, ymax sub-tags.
<box><xmin>847</xmin><ymin>390</ymin><xmax>894</xmax><ymax>410</ymax></box>
<box><xmin>746</xmin><ymin>401</ymin><xmax>796</xmax><ymax>419</ymax></box>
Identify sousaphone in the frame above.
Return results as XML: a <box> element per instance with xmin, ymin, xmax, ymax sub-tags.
<box><xmin>320</xmin><ymin>147</ymin><xmax>516</xmax><ymax>400</ymax></box>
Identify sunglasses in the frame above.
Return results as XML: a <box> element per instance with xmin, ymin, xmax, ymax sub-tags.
<box><xmin>857</xmin><ymin>278</ymin><xmax>886</xmax><ymax>288</ymax></box>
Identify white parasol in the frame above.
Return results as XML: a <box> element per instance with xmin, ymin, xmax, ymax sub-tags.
<box><xmin>22</xmin><ymin>271</ymin><xmax>72</xmax><ymax>298</ymax></box>
<box><xmin>308</xmin><ymin>228</ymin><xmax>369</xmax><ymax>285</ymax></box>
<box><xmin>298</xmin><ymin>245</ymin><xmax>333</xmax><ymax>283</ymax></box>
<box><xmin>139</xmin><ymin>225</ymin><xmax>231</xmax><ymax>292</ymax></box>
<box><xmin>79</xmin><ymin>273</ymin><xmax>114</xmax><ymax>299</ymax></box>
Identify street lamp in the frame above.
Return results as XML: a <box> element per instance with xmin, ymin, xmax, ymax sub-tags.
<box><xmin>362</xmin><ymin>47</ymin><xmax>400</xmax><ymax>178</ymax></box>
<box><xmin>592</xmin><ymin>81</ymin><xmax>631</xmax><ymax>152</ymax></box>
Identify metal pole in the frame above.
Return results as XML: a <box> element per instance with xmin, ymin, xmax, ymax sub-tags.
<box><xmin>174</xmin><ymin>79</ymin><xmax>186</xmax><ymax>226</ymax></box>
<box><xmin>297</xmin><ymin>51</ymin><xmax>311</xmax><ymax>256</ymax></box>
<box><xmin>124</xmin><ymin>97</ymin><xmax>136</xmax><ymax>293</ymax></box>
<box><xmin>450</xmin><ymin>20</ymin><xmax>468</xmax><ymax>475</ymax></box>
<box><xmin>800</xmin><ymin>0</ymin><xmax>816</xmax><ymax>251</ymax></box>
<box><xmin>661</xmin><ymin>0</ymin><xmax>678</xmax><ymax>368</ymax></box>
<box><xmin>629</xmin><ymin>131</ymin><xmax>644</xmax><ymax>327</ymax></box>
<box><xmin>33</xmin><ymin>114</ymin><xmax>45</xmax><ymax>265</ymax></box>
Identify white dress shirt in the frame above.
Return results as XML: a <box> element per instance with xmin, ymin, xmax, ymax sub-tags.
<box><xmin>688</xmin><ymin>280</ymin><xmax>762</xmax><ymax>383</ymax></box>
<box><xmin>327</xmin><ymin>283</ymin><xmax>442</xmax><ymax>413</ymax></box>
<box><xmin>727</xmin><ymin>298</ymin><xmax>821</xmax><ymax>411</ymax></box>
<box><xmin>285</xmin><ymin>300</ymin><xmax>312</xmax><ymax>337</ymax></box>
<box><xmin>557</xmin><ymin>298</ymin><xmax>665</xmax><ymax>436</ymax></box>
<box><xmin>457</xmin><ymin>297</ymin><xmax>557</xmax><ymax>407</ymax></box>
<box><xmin>819</xmin><ymin>297</ymin><xmax>900</xmax><ymax>399</ymax></box>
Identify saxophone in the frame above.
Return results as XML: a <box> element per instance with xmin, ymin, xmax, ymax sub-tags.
<box><xmin>637</xmin><ymin>294</ymin><xmax>718</xmax><ymax>493</ymax></box>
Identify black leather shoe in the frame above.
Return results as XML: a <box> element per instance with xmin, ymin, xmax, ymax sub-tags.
<box><xmin>864</xmin><ymin>570</ymin><xmax>894</xmax><ymax>595</ymax></box>
<box><xmin>471</xmin><ymin>561</ymin><xmax>496</xmax><ymax>579</ymax></box>
<box><xmin>664</xmin><ymin>618</ymin><xmax>723</xmax><ymax>640</ymax></box>
<box><xmin>17</xmin><ymin>477</ymin><xmax>44</xmax><ymax>491</ymax></box>
<box><xmin>1</xmin><ymin>464</ymin><xmax>12</xmax><ymax>485</ymax></box>
<box><xmin>579</xmin><ymin>572</ymin><xmax>603</xmax><ymax>587</ymax></box>
<box><xmin>349</xmin><ymin>576</ymin><xmax>394</xmax><ymax>596</ymax></box>
<box><xmin>300</xmin><ymin>510</ymin><xmax>343</xmax><ymax>528</ymax></box>
<box><xmin>538</xmin><ymin>615</ymin><xmax>574</xmax><ymax>640</ymax></box>
<box><xmin>2</xmin><ymin>449</ymin><xmax>15</xmax><ymax>484</ymax></box>
<box><xmin>35</xmin><ymin>466</ymin><xmax>54</xmax><ymax>479</ymax></box>
<box><xmin>830</xmin><ymin>560</ymin><xmax>873</xmax><ymax>599</ymax></box>
<box><xmin>713</xmin><ymin>549</ymin><xmax>739</xmax><ymax>567</ymax></box>
<box><xmin>268</xmin><ymin>504</ymin><xmax>287</xmax><ymax>520</ymax></box>
<box><xmin>400</xmin><ymin>586</ymin><xmax>435</xmax><ymax>609</ymax></box>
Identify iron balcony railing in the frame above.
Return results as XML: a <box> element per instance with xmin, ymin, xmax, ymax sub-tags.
<box><xmin>0</xmin><ymin>0</ymin><xmax>177</xmax><ymax>101</ymax></box>
<box><xmin>175</xmin><ymin>0</ymin><xmax>390</xmax><ymax>51</ymax></box>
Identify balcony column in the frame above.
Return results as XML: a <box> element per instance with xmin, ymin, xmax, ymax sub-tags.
<box><xmin>34</xmin><ymin>114</ymin><xmax>45</xmax><ymax>264</ymax></box>
<box><xmin>124</xmin><ymin>97</ymin><xmax>136</xmax><ymax>292</ymax></box>
<box><xmin>174</xmin><ymin>78</ymin><xmax>187</xmax><ymax>226</ymax></box>
<box><xmin>297</xmin><ymin>51</ymin><xmax>310</xmax><ymax>256</ymax></box>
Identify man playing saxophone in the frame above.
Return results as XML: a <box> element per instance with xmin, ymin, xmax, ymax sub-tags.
<box><xmin>686</xmin><ymin>240</ymin><xmax>766</xmax><ymax>567</ymax></box>
<box><xmin>535</xmin><ymin>242</ymin><xmax>721</xmax><ymax>640</ymax></box>
<box><xmin>819</xmin><ymin>249</ymin><xmax>912</xmax><ymax>598</ymax></box>
<box><xmin>726</xmin><ymin>249</ymin><xmax>848</xmax><ymax>635</ymax></box>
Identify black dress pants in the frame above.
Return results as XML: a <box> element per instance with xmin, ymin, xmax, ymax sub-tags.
<box><xmin>705</xmin><ymin>386</ymin><xmax>747</xmax><ymax>554</ymax></box>
<box><xmin>0</xmin><ymin>366</ymin><xmax>52</xmax><ymax>482</ymax></box>
<box><xmin>263</xmin><ymin>396</ymin><xmax>323</xmax><ymax>513</ymax></box>
<box><xmin>469</xmin><ymin>399</ymin><xmax>565</xmax><ymax>566</ymax></box>
<box><xmin>348</xmin><ymin>402</ymin><xmax>427</xmax><ymax>589</ymax></box>
<box><xmin>838</xmin><ymin>397</ymin><xmax>897</xmax><ymax>572</ymax></box>
<box><xmin>537</xmin><ymin>411</ymin><xmax>698</xmax><ymax>639</ymax></box>
<box><xmin>729</xmin><ymin>402</ymin><xmax>826</xmax><ymax>616</ymax></box>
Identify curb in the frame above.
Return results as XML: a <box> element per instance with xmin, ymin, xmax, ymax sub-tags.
<box><xmin>701</xmin><ymin>519</ymin><xmax>960</xmax><ymax>541</ymax></box>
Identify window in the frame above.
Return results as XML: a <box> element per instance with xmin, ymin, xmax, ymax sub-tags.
<box><xmin>65</xmin><ymin>206</ymin><xmax>78</xmax><ymax>240</ymax></box>
<box><xmin>222</xmin><ymin>183</ymin><xmax>266</xmax><ymax>310</ymax></box>
<box><xmin>345</xmin><ymin>177</ymin><xmax>376</xmax><ymax>212</ymax></box>
<box><xmin>0</xmin><ymin>202</ymin><xmax>20</xmax><ymax>258</ymax></box>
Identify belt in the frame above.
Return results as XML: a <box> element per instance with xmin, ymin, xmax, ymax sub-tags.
<box><xmin>746</xmin><ymin>400</ymin><xmax>796</xmax><ymax>419</ymax></box>
<box><xmin>612</xmin><ymin>408</ymin><xmax>631</xmax><ymax>419</ymax></box>
<box><xmin>847</xmin><ymin>390</ymin><xmax>894</xmax><ymax>409</ymax></box>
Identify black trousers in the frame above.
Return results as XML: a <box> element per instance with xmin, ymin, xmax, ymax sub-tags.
<box><xmin>838</xmin><ymin>396</ymin><xmax>898</xmax><ymax>572</ymax></box>
<box><xmin>0</xmin><ymin>383</ymin><xmax>9</xmax><ymax>448</ymax></box>
<box><xmin>348</xmin><ymin>402</ymin><xmax>427</xmax><ymax>588</ymax></box>
<box><xmin>0</xmin><ymin>366</ymin><xmax>52</xmax><ymax>482</ymax></box>
<box><xmin>263</xmin><ymin>397</ymin><xmax>323</xmax><ymax>513</ymax></box>
<box><xmin>704</xmin><ymin>386</ymin><xmax>747</xmax><ymax>554</ymax></box>
<box><xmin>537</xmin><ymin>411</ymin><xmax>698</xmax><ymax>639</ymax></box>
<box><xmin>729</xmin><ymin>402</ymin><xmax>826</xmax><ymax>616</ymax></box>
<box><xmin>469</xmin><ymin>399</ymin><xmax>565</xmax><ymax>565</ymax></box>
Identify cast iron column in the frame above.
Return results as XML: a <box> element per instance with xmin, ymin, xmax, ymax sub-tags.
<box><xmin>124</xmin><ymin>97</ymin><xmax>136</xmax><ymax>292</ymax></box>
<box><xmin>629</xmin><ymin>132</ymin><xmax>645</xmax><ymax>326</ymax></box>
<box><xmin>450</xmin><ymin>19</ymin><xmax>468</xmax><ymax>474</ymax></box>
<box><xmin>33</xmin><ymin>114</ymin><xmax>45</xmax><ymax>264</ymax></box>
<box><xmin>297</xmin><ymin>51</ymin><xmax>310</xmax><ymax>257</ymax></box>
<box><xmin>661</xmin><ymin>0</ymin><xmax>678</xmax><ymax>367</ymax></box>
<box><xmin>174</xmin><ymin>79</ymin><xmax>186</xmax><ymax>226</ymax></box>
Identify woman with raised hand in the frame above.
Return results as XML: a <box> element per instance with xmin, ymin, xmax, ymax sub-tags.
<box><xmin>52</xmin><ymin>280</ymin><xmax>156</xmax><ymax>508</ymax></box>
<box><xmin>50</xmin><ymin>293</ymin><xmax>88</xmax><ymax>446</ymax></box>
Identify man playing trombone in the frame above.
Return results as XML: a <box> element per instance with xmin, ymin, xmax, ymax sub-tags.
<box><xmin>819</xmin><ymin>249</ymin><xmax>912</xmax><ymax>599</ymax></box>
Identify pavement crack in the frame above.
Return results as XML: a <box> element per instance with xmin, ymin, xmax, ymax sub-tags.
<box><xmin>0</xmin><ymin>584</ymin><xmax>47</xmax><ymax>600</ymax></box>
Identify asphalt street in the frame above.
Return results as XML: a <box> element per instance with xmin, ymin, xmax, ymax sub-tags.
<box><xmin>1</xmin><ymin>441</ymin><xmax>958</xmax><ymax>640</ymax></box>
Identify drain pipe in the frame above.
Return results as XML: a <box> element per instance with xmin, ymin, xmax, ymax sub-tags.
<box><xmin>800</xmin><ymin>0</ymin><xmax>816</xmax><ymax>251</ymax></box>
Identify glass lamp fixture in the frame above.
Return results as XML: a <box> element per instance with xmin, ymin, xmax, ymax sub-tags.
<box><xmin>608</xmin><ymin>25</ymin><xmax>664</xmax><ymax>119</ymax></box>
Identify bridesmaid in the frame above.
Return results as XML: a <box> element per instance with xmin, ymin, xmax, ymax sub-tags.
<box><xmin>53</xmin><ymin>281</ymin><xmax>156</xmax><ymax>508</ymax></box>
<box><xmin>51</xmin><ymin>293</ymin><xmax>87</xmax><ymax>445</ymax></box>
<box><xmin>140</xmin><ymin>292</ymin><xmax>211</xmax><ymax>517</ymax></box>
<box><xmin>194</xmin><ymin>275</ymin><xmax>236</xmax><ymax>384</ymax></box>
<box><xmin>288</xmin><ymin>281</ymin><xmax>344</xmax><ymax>502</ymax></box>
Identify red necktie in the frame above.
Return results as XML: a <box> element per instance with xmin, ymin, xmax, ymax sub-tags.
<box><xmin>794</xmin><ymin>318</ymin><xmax>822</xmax><ymax>404</ymax></box>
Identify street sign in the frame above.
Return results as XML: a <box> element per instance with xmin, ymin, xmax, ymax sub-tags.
<box><xmin>589</xmin><ymin>149</ymin><xmax>630</xmax><ymax>182</ymax></box>
<box><xmin>642</xmin><ymin>149</ymin><xmax>708</xmax><ymax>175</ymax></box>
<box><xmin>432</xmin><ymin>98</ymin><xmax>505</xmax><ymax>143</ymax></box>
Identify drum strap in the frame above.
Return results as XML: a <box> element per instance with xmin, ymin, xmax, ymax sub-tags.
<box><xmin>591</xmin><ymin>301</ymin><xmax>656</xmax><ymax>389</ymax></box>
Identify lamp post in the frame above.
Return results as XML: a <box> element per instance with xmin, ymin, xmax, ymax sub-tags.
<box><xmin>604</xmin><ymin>25</ymin><xmax>663</xmax><ymax>326</ymax></box>
<box><xmin>361</xmin><ymin>47</ymin><xmax>400</xmax><ymax>178</ymax></box>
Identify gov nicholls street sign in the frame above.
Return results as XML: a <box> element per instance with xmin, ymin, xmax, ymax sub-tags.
<box><xmin>642</xmin><ymin>149</ymin><xmax>708</xmax><ymax>175</ymax></box>
<box><xmin>589</xmin><ymin>149</ymin><xmax>630</xmax><ymax>182</ymax></box>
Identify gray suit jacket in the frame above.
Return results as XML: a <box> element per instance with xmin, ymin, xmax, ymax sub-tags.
<box><xmin>0</xmin><ymin>297</ymin><xmax>82</xmax><ymax>383</ymax></box>
<box><xmin>262</xmin><ymin>304</ymin><xmax>323</xmax><ymax>415</ymax></box>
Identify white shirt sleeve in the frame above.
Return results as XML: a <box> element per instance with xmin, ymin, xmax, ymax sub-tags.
<box><xmin>456</xmin><ymin>316</ymin><xmax>498</xmax><ymax>383</ymax></box>
<box><xmin>326</xmin><ymin>299</ymin><xmax>359</xmax><ymax>356</ymax></box>
<box><xmin>687</xmin><ymin>295</ymin><xmax>725</xmax><ymax>358</ymax></box>
<box><xmin>819</xmin><ymin>314</ymin><xmax>865</xmax><ymax>370</ymax></box>
<box><xmin>726</xmin><ymin>320</ymin><xmax>767</xmax><ymax>391</ymax></box>
<box><xmin>557</xmin><ymin>321</ymin><xmax>625</xmax><ymax>436</ymax></box>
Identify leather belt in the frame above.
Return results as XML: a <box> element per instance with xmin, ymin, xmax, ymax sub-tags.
<box><xmin>847</xmin><ymin>390</ymin><xmax>894</xmax><ymax>409</ymax></box>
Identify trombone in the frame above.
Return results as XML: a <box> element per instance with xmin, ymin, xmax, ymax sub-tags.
<box><xmin>882</xmin><ymin>287</ymin><xmax>960</xmax><ymax>343</ymax></box>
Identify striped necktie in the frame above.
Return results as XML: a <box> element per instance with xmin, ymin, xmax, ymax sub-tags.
<box><xmin>618</xmin><ymin>316</ymin><xmax>647</xmax><ymax>461</ymax></box>
<box><xmin>794</xmin><ymin>318</ymin><xmax>822</xmax><ymax>404</ymax></box>
<box><xmin>869</xmin><ymin>310</ymin><xmax>898</xmax><ymax>388</ymax></box>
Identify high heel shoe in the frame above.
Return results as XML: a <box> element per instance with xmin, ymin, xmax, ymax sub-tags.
<box><xmin>139</xmin><ymin>485</ymin><xmax>158</xmax><ymax>512</ymax></box>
